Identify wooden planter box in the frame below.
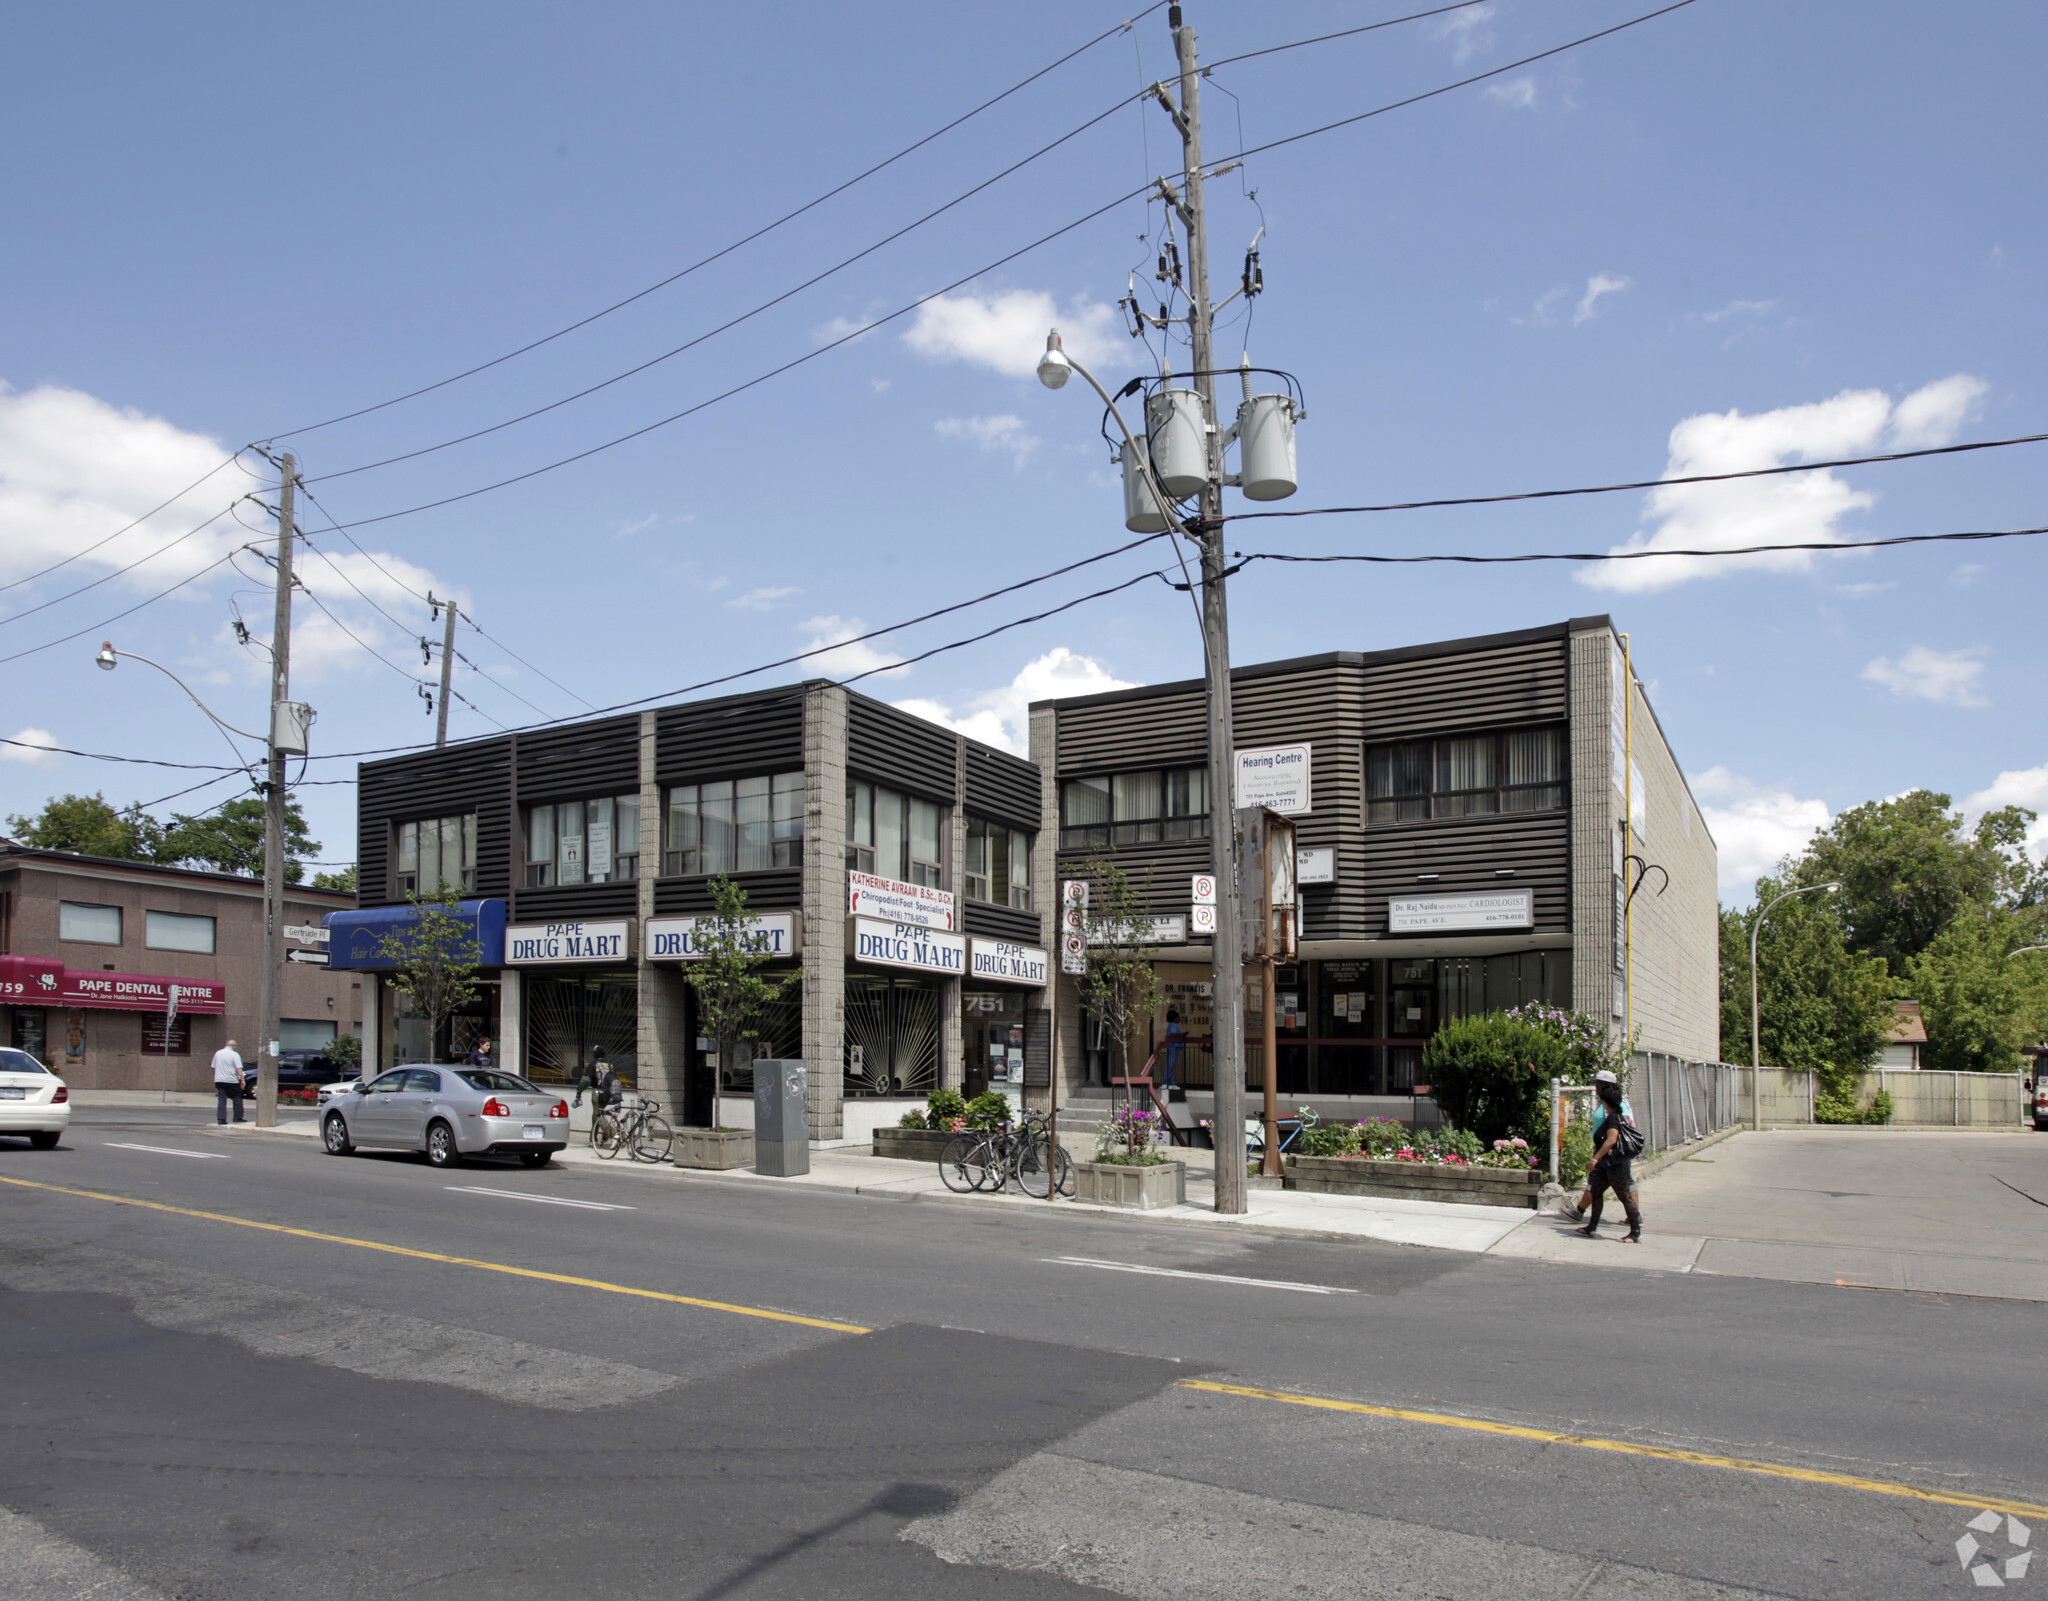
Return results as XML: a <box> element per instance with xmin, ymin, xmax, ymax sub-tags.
<box><xmin>872</xmin><ymin>1127</ymin><xmax>959</xmax><ymax>1162</ymax></box>
<box><xmin>674</xmin><ymin>1129</ymin><xmax>754</xmax><ymax>1171</ymax></box>
<box><xmin>1074</xmin><ymin>1159</ymin><xmax>1186</xmax><ymax>1210</ymax></box>
<box><xmin>1285</xmin><ymin>1155</ymin><xmax>1544</xmax><ymax>1209</ymax></box>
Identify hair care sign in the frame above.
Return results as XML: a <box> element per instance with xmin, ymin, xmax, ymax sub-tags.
<box><xmin>847</xmin><ymin>871</ymin><xmax>955</xmax><ymax>930</ymax></box>
<box><xmin>1235</xmin><ymin>744</ymin><xmax>1312</xmax><ymax>815</ymax></box>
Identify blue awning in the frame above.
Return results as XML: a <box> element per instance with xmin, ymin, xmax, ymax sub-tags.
<box><xmin>323</xmin><ymin>900</ymin><xmax>507</xmax><ymax>970</ymax></box>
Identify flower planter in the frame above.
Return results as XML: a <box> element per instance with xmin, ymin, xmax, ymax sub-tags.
<box><xmin>872</xmin><ymin>1127</ymin><xmax>960</xmax><ymax>1163</ymax></box>
<box><xmin>1285</xmin><ymin>1155</ymin><xmax>1543</xmax><ymax>1209</ymax></box>
<box><xmin>673</xmin><ymin>1128</ymin><xmax>754</xmax><ymax>1170</ymax></box>
<box><xmin>1073</xmin><ymin>1159</ymin><xmax>1186</xmax><ymax>1210</ymax></box>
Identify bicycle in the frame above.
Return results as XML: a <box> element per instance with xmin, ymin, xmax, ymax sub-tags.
<box><xmin>938</xmin><ymin>1111</ymin><xmax>1073</xmax><ymax>1198</ymax></box>
<box><xmin>593</xmin><ymin>1094</ymin><xmax>673</xmax><ymax>1164</ymax></box>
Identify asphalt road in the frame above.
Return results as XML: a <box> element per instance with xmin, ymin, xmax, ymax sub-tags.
<box><xmin>0</xmin><ymin>1105</ymin><xmax>2038</xmax><ymax>1600</ymax></box>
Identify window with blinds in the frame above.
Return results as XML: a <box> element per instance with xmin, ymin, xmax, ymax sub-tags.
<box><xmin>665</xmin><ymin>774</ymin><xmax>802</xmax><ymax>876</ymax></box>
<box><xmin>964</xmin><ymin>816</ymin><xmax>1033</xmax><ymax>909</ymax></box>
<box><xmin>524</xmin><ymin>795</ymin><xmax>640</xmax><ymax>887</ymax></box>
<box><xmin>1059</xmin><ymin>765</ymin><xmax>1207</xmax><ymax>848</ymax></box>
<box><xmin>1365</xmin><ymin>728</ymin><xmax>1564</xmax><ymax>825</ymax></box>
<box><xmin>397</xmin><ymin>814</ymin><xmax>477</xmax><ymax>895</ymax></box>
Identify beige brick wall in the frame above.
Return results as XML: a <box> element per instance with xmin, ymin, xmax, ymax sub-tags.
<box><xmin>801</xmin><ymin>684</ymin><xmax>849</xmax><ymax>1139</ymax></box>
<box><xmin>1029</xmin><ymin>705</ymin><xmax>1084</xmax><ymax>1110</ymax></box>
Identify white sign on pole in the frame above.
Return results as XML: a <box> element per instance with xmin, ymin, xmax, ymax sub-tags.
<box><xmin>1234</xmin><ymin>744</ymin><xmax>1312</xmax><ymax>815</ymax></box>
<box><xmin>1085</xmin><ymin>915</ymin><xmax>1188</xmax><ymax>946</ymax></box>
<box><xmin>1060</xmin><ymin>932</ymin><xmax>1087</xmax><ymax>975</ymax></box>
<box><xmin>1295</xmin><ymin>848</ymin><xmax>1335</xmax><ymax>885</ymax></box>
<box><xmin>1191</xmin><ymin>874</ymin><xmax>1216</xmax><ymax>905</ymax></box>
<box><xmin>1190</xmin><ymin>904</ymin><xmax>1218</xmax><ymax>934</ymax></box>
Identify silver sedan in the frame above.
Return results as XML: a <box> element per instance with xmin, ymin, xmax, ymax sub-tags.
<box><xmin>320</xmin><ymin>1066</ymin><xmax>570</xmax><ymax>1168</ymax></box>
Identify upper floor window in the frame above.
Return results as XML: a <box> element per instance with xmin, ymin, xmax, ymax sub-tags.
<box><xmin>397</xmin><ymin>813</ymin><xmax>476</xmax><ymax>896</ymax></box>
<box><xmin>1366</xmin><ymin>727</ymin><xmax>1565</xmax><ymax>825</ymax></box>
<box><xmin>1059</xmin><ymin>765</ymin><xmax>1207</xmax><ymax>850</ymax></box>
<box><xmin>58</xmin><ymin>902</ymin><xmax>122</xmax><ymax>944</ymax></box>
<box><xmin>525</xmin><ymin>795</ymin><xmax>639</xmax><ymax>887</ymax></box>
<box><xmin>145</xmin><ymin>909</ymin><xmax>216</xmax><ymax>953</ymax></box>
<box><xmin>965</xmin><ymin>817</ymin><xmax>1033</xmax><ymax>910</ymax></box>
<box><xmin>847</xmin><ymin>781</ymin><xmax>943</xmax><ymax>887</ymax></box>
<box><xmin>667</xmin><ymin>773</ymin><xmax>802</xmax><ymax>876</ymax></box>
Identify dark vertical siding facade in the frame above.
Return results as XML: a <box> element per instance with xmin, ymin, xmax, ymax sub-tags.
<box><xmin>654</xmin><ymin>690</ymin><xmax>804</xmax><ymax>784</ymax></box>
<box><xmin>962</xmin><ymin>745</ymin><xmax>1042</xmax><ymax>832</ymax></box>
<box><xmin>847</xmin><ymin>699</ymin><xmax>957</xmax><ymax>800</ymax></box>
<box><xmin>356</xmin><ymin>738</ymin><xmax>514</xmax><ymax>910</ymax></box>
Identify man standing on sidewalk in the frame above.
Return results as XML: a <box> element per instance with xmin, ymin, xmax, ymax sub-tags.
<box><xmin>212</xmin><ymin>1039</ymin><xmax>246</xmax><ymax>1125</ymax></box>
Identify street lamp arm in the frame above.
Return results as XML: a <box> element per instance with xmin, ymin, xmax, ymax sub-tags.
<box><xmin>2009</xmin><ymin>945</ymin><xmax>2048</xmax><ymax>960</ymax></box>
<box><xmin>96</xmin><ymin>643</ymin><xmax>267</xmax><ymax>743</ymax></box>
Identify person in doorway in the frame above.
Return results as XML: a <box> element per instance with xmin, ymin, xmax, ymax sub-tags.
<box><xmin>465</xmin><ymin>1037</ymin><xmax>495</xmax><ymax>1070</ymax></box>
<box><xmin>1576</xmin><ymin>1074</ymin><xmax>1644</xmax><ymax>1242</ymax></box>
<box><xmin>212</xmin><ymin>1039</ymin><xmax>246</xmax><ymax>1125</ymax></box>
<box><xmin>1161</xmin><ymin>1010</ymin><xmax>1187</xmax><ymax>1099</ymax></box>
<box><xmin>1562</xmin><ymin>1070</ymin><xmax>1635</xmax><ymax>1223</ymax></box>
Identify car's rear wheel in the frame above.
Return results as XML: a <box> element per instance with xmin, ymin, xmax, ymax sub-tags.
<box><xmin>27</xmin><ymin>1131</ymin><xmax>59</xmax><ymax>1151</ymax></box>
<box><xmin>322</xmin><ymin>1114</ymin><xmax>353</xmax><ymax>1155</ymax></box>
<box><xmin>425</xmin><ymin>1120</ymin><xmax>461</xmax><ymax>1168</ymax></box>
<box><xmin>518</xmin><ymin>1147</ymin><xmax>552</xmax><ymax>1167</ymax></box>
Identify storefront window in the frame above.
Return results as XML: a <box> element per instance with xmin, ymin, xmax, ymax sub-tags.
<box><xmin>1366</xmin><ymin>728</ymin><xmax>1564</xmax><ymax>825</ymax></box>
<box><xmin>666</xmin><ymin>774</ymin><xmax>801</xmax><ymax>875</ymax></box>
<box><xmin>397</xmin><ymin>813</ymin><xmax>477</xmax><ymax>895</ymax></box>
<box><xmin>58</xmin><ymin>902</ymin><xmax>122</xmax><ymax>944</ymax></box>
<box><xmin>525</xmin><ymin>795</ymin><xmax>640</xmax><ymax>886</ymax></box>
<box><xmin>1059</xmin><ymin>766</ymin><xmax>1206</xmax><ymax>848</ymax></box>
<box><xmin>524</xmin><ymin>972</ymin><xmax>639</xmax><ymax>1086</ymax></box>
<box><xmin>844</xmin><ymin>973</ymin><xmax>939</xmax><ymax>1097</ymax></box>
<box><xmin>964</xmin><ymin>817</ymin><xmax>1033</xmax><ymax>909</ymax></box>
<box><xmin>845</xmin><ymin>781</ymin><xmax>945</xmax><ymax>885</ymax></box>
<box><xmin>9</xmin><ymin>1008</ymin><xmax>47</xmax><ymax>1061</ymax></box>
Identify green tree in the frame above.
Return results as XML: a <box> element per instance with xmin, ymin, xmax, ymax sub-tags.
<box><xmin>677</xmin><ymin>873</ymin><xmax>798</xmax><ymax>1131</ymax></box>
<box><xmin>375</xmin><ymin>885</ymin><xmax>481</xmax><ymax>1064</ymax></box>
<box><xmin>1719</xmin><ymin>882</ymin><xmax>1892</xmax><ymax>1097</ymax></box>
<box><xmin>1074</xmin><ymin>845</ymin><xmax>1164</xmax><ymax>1119</ymax></box>
<box><xmin>1421</xmin><ymin>1013</ymin><xmax>1566</xmax><ymax>1145</ymax></box>
<box><xmin>159</xmin><ymin>797</ymin><xmax>320</xmax><ymax>883</ymax></box>
<box><xmin>1907</xmin><ymin>907</ymin><xmax>2048</xmax><ymax>1074</ymax></box>
<box><xmin>1794</xmin><ymin>791</ymin><xmax>2043</xmax><ymax>971</ymax></box>
<box><xmin>311</xmin><ymin>865</ymin><xmax>358</xmax><ymax>893</ymax></box>
<box><xmin>5</xmin><ymin>792</ymin><xmax>165</xmax><ymax>859</ymax></box>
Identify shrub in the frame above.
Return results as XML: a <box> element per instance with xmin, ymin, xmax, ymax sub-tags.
<box><xmin>1357</xmin><ymin>1117</ymin><xmax>1407</xmax><ymax>1158</ymax></box>
<box><xmin>964</xmin><ymin>1090</ymin><xmax>1013</xmax><ymax>1129</ymax></box>
<box><xmin>924</xmin><ymin>1088</ymin><xmax>968</xmax><ymax>1127</ymax></box>
<box><xmin>897</xmin><ymin>1108</ymin><xmax>927</xmax><ymax>1130</ymax></box>
<box><xmin>1815</xmin><ymin>1086</ymin><xmax>1896</xmax><ymax>1125</ymax></box>
<box><xmin>1421</xmin><ymin>1014</ymin><xmax>1567</xmax><ymax>1145</ymax></box>
<box><xmin>1299</xmin><ymin>1121</ymin><xmax>1361</xmax><ymax>1158</ymax></box>
<box><xmin>1436</xmin><ymin>1126</ymin><xmax>1483</xmax><ymax>1161</ymax></box>
<box><xmin>1559</xmin><ymin>1121</ymin><xmax>1593</xmax><ymax>1187</ymax></box>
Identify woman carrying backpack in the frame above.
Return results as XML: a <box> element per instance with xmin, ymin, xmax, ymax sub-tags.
<box><xmin>1578</xmin><ymin>1070</ymin><xmax>1644</xmax><ymax>1242</ymax></box>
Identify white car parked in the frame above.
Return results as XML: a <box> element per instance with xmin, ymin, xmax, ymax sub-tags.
<box><xmin>0</xmin><ymin>1048</ymin><xmax>70</xmax><ymax>1149</ymax></box>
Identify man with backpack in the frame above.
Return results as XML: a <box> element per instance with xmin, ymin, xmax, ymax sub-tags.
<box><xmin>1576</xmin><ymin>1070</ymin><xmax>1645</xmax><ymax>1242</ymax></box>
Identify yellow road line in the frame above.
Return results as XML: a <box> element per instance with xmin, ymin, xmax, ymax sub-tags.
<box><xmin>1180</xmin><ymin>1380</ymin><xmax>2048</xmax><ymax>1520</ymax></box>
<box><xmin>0</xmin><ymin>1172</ymin><xmax>870</xmax><ymax>1335</ymax></box>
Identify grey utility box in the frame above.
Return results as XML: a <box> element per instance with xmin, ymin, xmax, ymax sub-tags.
<box><xmin>753</xmin><ymin>1058</ymin><xmax>810</xmax><ymax>1177</ymax></box>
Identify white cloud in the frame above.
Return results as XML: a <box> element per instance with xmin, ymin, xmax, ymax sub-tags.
<box><xmin>1888</xmin><ymin>373</ymin><xmax>1987</xmax><ymax>450</ymax></box>
<box><xmin>1484</xmin><ymin>76</ymin><xmax>1537</xmax><ymax>110</ymax></box>
<box><xmin>1697</xmin><ymin>298</ymin><xmax>1778</xmax><ymax>324</ymax></box>
<box><xmin>285</xmin><ymin>545</ymin><xmax>457</xmax><ymax>685</ymax></box>
<box><xmin>796</xmin><ymin>614</ymin><xmax>907</xmax><ymax>680</ymax></box>
<box><xmin>893</xmin><ymin>647</ymin><xmax>1137</xmax><ymax>755</ymax></box>
<box><xmin>1949</xmin><ymin>563</ymin><xmax>1985</xmax><ymax>587</ymax></box>
<box><xmin>1</xmin><ymin>727</ymin><xmax>61</xmax><ymax>769</ymax></box>
<box><xmin>615</xmin><ymin>513</ymin><xmax>660</xmax><ymax>539</ymax></box>
<box><xmin>1965</xmin><ymin>763</ymin><xmax>2048</xmax><ymax>862</ymax></box>
<box><xmin>1511</xmin><ymin>286</ymin><xmax>1569</xmax><ymax>327</ymax></box>
<box><xmin>870</xmin><ymin>378</ymin><xmax>891</xmax><ymax>395</ymax></box>
<box><xmin>1861</xmin><ymin>645</ymin><xmax>1987</xmax><ymax>707</ymax></box>
<box><xmin>934</xmin><ymin>414</ymin><xmax>1040</xmax><ymax>468</ymax></box>
<box><xmin>1690</xmin><ymin>766</ymin><xmax>1831</xmax><ymax>898</ymax></box>
<box><xmin>1573</xmin><ymin>273</ymin><xmax>1632</xmax><ymax>326</ymax></box>
<box><xmin>726</xmin><ymin>586</ymin><xmax>799</xmax><ymax>611</ymax></box>
<box><xmin>1430</xmin><ymin>4</ymin><xmax>1495</xmax><ymax>62</ymax></box>
<box><xmin>1835</xmin><ymin>580</ymin><xmax>1895</xmax><ymax>597</ymax></box>
<box><xmin>1580</xmin><ymin>374</ymin><xmax>1986</xmax><ymax>592</ymax></box>
<box><xmin>901</xmin><ymin>288</ymin><xmax>1120</xmax><ymax>380</ymax></box>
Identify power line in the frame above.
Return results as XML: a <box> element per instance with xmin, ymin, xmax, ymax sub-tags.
<box><xmin>0</xmin><ymin>451</ymin><xmax>245</xmax><ymax>598</ymax></box>
<box><xmin>0</xmin><ymin>501</ymin><xmax>246</xmax><ymax>629</ymax></box>
<box><xmin>460</xmin><ymin>615</ymin><xmax>600</xmax><ymax>713</ymax></box>
<box><xmin>1204</xmin><ymin>0</ymin><xmax>1535</xmax><ymax>72</ymax></box>
<box><xmin>0</xmin><ymin>549</ymin><xmax>244</xmax><ymax>668</ymax></box>
<box><xmin>1235</xmin><ymin>522</ymin><xmax>2048</xmax><ymax>567</ymax></box>
<box><xmin>290</xmin><ymin>573</ymin><xmax>509</xmax><ymax>732</ymax></box>
<box><xmin>1221</xmin><ymin>430</ymin><xmax>2048</xmax><ymax>521</ymax></box>
<box><xmin>266</xmin><ymin>4</ymin><xmax>1170</xmax><ymax>442</ymax></box>
<box><xmin>0</xmin><ymin>738</ymin><xmax>240</xmax><ymax>771</ymax></box>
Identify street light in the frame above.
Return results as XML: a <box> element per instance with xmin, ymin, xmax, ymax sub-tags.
<box><xmin>1750</xmin><ymin>881</ymin><xmax>1840</xmax><ymax>1129</ymax></box>
<box><xmin>2007</xmin><ymin>945</ymin><xmax>2048</xmax><ymax>960</ymax></box>
<box><xmin>95</xmin><ymin>641</ymin><xmax>267</xmax><ymax>743</ymax></box>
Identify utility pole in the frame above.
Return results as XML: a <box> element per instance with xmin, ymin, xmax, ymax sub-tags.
<box><xmin>256</xmin><ymin>454</ymin><xmax>296</xmax><ymax>1129</ymax></box>
<box><xmin>430</xmin><ymin>593</ymin><xmax>457</xmax><ymax>748</ymax></box>
<box><xmin>1166</xmin><ymin>5</ymin><xmax>1247</xmax><ymax>1215</ymax></box>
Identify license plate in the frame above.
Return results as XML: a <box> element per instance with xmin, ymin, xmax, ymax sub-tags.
<box><xmin>522</xmin><ymin>1125</ymin><xmax>545</xmax><ymax>1140</ymax></box>
<box><xmin>0</xmin><ymin>1087</ymin><xmax>23</xmax><ymax>1100</ymax></box>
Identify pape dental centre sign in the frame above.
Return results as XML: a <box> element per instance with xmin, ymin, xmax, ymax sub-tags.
<box><xmin>847</xmin><ymin>871</ymin><xmax>955</xmax><ymax>930</ymax></box>
<box><xmin>1387</xmin><ymin>890</ymin><xmax>1534</xmax><ymax>934</ymax></box>
<box><xmin>506</xmin><ymin>920</ymin><xmax>634</xmax><ymax>964</ymax></box>
<box><xmin>851</xmin><ymin>917</ymin><xmax>965</xmax><ymax>976</ymax></box>
<box><xmin>1235</xmin><ymin>744</ymin><xmax>1311</xmax><ymax>815</ymax></box>
<box><xmin>646</xmin><ymin>912</ymin><xmax>800</xmax><ymax>960</ymax></box>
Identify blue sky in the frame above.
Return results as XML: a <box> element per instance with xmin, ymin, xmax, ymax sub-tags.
<box><xmin>2</xmin><ymin>0</ymin><xmax>2043</xmax><ymax>902</ymax></box>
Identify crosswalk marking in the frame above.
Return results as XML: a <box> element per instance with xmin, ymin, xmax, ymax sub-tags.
<box><xmin>1047</xmin><ymin>1256</ymin><xmax>1357</xmax><ymax>1295</ymax></box>
<box><xmin>445</xmin><ymin>1186</ymin><xmax>634</xmax><ymax>1212</ymax></box>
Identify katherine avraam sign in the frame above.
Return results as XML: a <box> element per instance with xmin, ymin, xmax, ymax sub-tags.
<box><xmin>646</xmin><ymin>913</ymin><xmax>800</xmax><ymax>960</ymax></box>
<box><xmin>967</xmin><ymin>939</ymin><xmax>1048</xmax><ymax>987</ymax></box>
<box><xmin>1235</xmin><ymin>744</ymin><xmax>1312</xmax><ymax>815</ymax></box>
<box><xmin>506</xmin><ymin>920</ymin><xmax>634</xmax><ymax>964</ymax></box>
<box><xmin>1386</xmin><ymin>891</ymin><xmax>1533</xmax><ymax>934</ymax></box>
<box><xmin>847</xmin><ymin>871</ymin><xmax>956</xmax><ymax>930</ymax></box>
<box><xmin>850</xmin><ymin>917</ymin><xmax>966</xmax><ymax>976</ymax></box>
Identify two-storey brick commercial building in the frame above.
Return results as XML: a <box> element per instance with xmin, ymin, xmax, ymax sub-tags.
<box><xmin>329</xmin><ymin>682</ymin><xmax>1049</xmax><ymax>1143</ymax></box>
<box><xmin>0</xmin><ymin>843</ymin><xmax>359</xmax><ymax>1089</ymax></box>
<box><xmin>1028</xmin><ymin>617</ymin><xmax>1718</xmax><ymax>1121</ymax></box>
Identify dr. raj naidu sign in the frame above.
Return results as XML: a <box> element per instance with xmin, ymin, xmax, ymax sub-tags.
<box><xmin>1386</xmin><ymin>891</ymin><xmax>1533</xmax><ymax>934</ymax></box>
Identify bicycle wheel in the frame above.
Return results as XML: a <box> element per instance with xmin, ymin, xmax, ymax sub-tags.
<box><xmin>591</xmin><ymin>1111</ymin><xmax>624</xmax><ymax>1159</ymax></box>
<box><xmin>633</xmin><ymin>1113</ymin><xmax>673</xmax><ymax>1164</ymax></box>
<box><xmin>1013</xmin><ymin>1131</ymin><xmax>1066</xmax><ymax>1198</ymax></box>
<box><xmin>939</xmin><ymin>1132</ymin><xmax>994</xmax><ymax>1193</ymax></box>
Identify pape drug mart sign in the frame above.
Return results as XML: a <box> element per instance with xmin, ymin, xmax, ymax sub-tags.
<box><xmin>506</xmin><ymin>920</ymin><xmax>634</xmax><ymax>964</ymax></box>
